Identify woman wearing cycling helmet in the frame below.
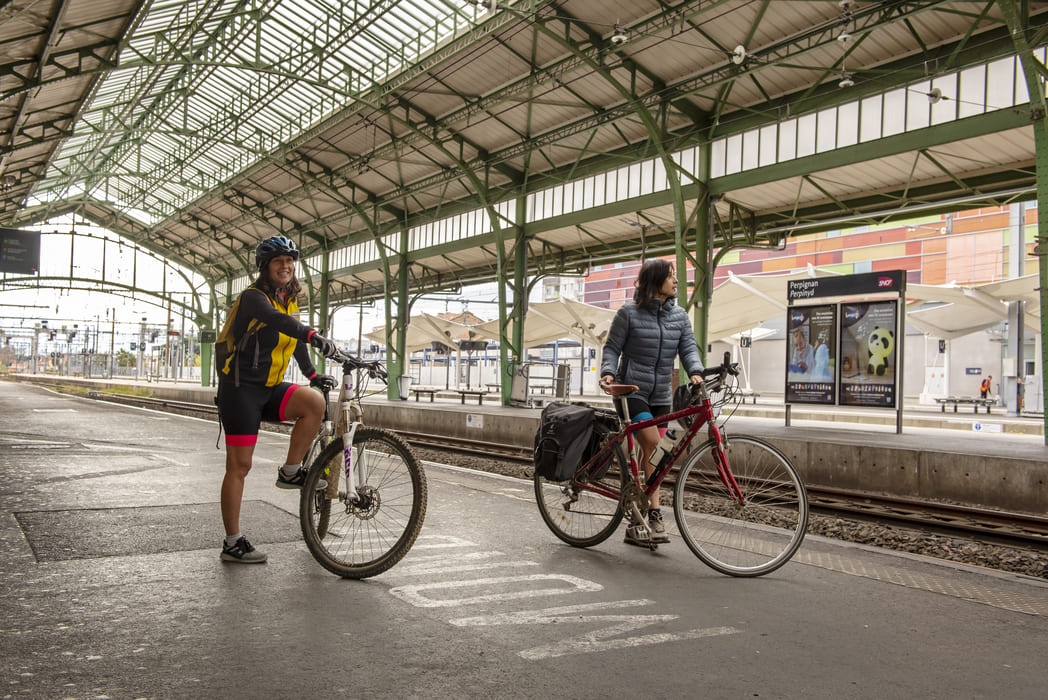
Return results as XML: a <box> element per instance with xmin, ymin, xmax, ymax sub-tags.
<box><xmin>600</xmin><ymin>258</ymin><xmax>704</xmax><ymax>547</ymax></box>
<box><xmin>214</xmin><ymin>235</ymin><xmax>339</xmax><ymax>563</ymax></box>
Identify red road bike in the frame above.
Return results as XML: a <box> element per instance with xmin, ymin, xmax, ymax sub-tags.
<box><xmin>534</xmin><ymin>354</ymin><xmax>808</xmax><ymax>577</ymax></box>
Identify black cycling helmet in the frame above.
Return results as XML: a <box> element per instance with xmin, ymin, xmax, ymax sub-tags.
<box><xmin>255</xmin><ymin>235</ymin><xmax>299</xmax><ymax>270</ymax></box>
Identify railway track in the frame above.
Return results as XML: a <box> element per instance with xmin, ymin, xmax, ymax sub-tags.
<box><xmin>85</xmin><ymin>390</ymin><xmax>1048</xmax><ymax>552</ymax></box>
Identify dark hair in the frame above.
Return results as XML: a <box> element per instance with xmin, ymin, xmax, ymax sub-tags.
<box><xmin>252</xmin><ymin>262</ymin><xmax>302</xmax><ymax>300</ymax></box>
<box><xmin>633</xmin><ymin>259</ymin><xmax>673</xmax><ymax>305</ymax></box>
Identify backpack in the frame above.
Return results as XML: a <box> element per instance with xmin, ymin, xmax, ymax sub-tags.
<box><xmin>533</xmin><ymin>402</ymin><xmax>596</xmax><ymax>481</ymax></box>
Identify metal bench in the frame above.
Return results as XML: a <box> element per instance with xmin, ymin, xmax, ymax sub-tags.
<box><xmin>456</xmin><ymin>389</ymin><xmax>488</xmax><ymax>405</ymax></box>
<box><xmin>411</xmin><ymin>387</ymin><xmax>438</xmax><ymax>402</ymax></box>
<box><xmin>934</xmin><ymin>397</ymin><xmax>994</xmax><ymax>414</ymax></box>
<box><xmin>733</xmin><ymin>390</ymin><xmax>760</xmax><ymax>405</ymax></box>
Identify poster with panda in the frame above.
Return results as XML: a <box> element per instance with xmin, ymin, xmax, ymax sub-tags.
<box><xmin>785</xmin><ymin>304</ymin><xmax>837</xmax><ymax>404</ymax></box>
<box><xmin>839</xmin><ymin>300</ymin><xmax>898</xmax><ymax>408</ymax></box>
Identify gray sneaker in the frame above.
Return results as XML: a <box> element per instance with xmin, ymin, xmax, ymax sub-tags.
<box><xmin>220</xmin><ymin>536</ymin><xmax>268</xmax><ymax>563</ymax></box>
<box><xmin>275</xmin><ymin>466</ymin><xmax>326</xmax><ymax>490</ymax></box>
<box><xmin>648</xmin><ymin>509</ymin><xmax>670</xmax><ymax>544</ymax></box>
<box><xmin>624</xmin><ymin>522</ymin><xmax>652</xmax><ymax>547</ymax></box>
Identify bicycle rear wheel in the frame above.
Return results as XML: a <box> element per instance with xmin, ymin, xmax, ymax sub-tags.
<box><xmin>673</xmin><ymin>434</ymin><xmax>808</xmax><ymax>577</ymax></box>
<box><xmin>300</xmin><ymin>427</ymin><xmax>427</xmax><ymax>578</ymax></box>
<box><xmin>533</xmin><ymin>442</ymin><xmax>628</xmax><ymax>547</ymax></box>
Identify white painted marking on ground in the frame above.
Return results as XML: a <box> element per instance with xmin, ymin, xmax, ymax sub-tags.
<box><xmin>150</xmin><ymin>454</ymin><xmax>189</xmax><ymax>466</ymax></box>
<box><xmin>389</xmin><ymin>574</ymin><xmax>602</xmax><ymax>608</ymax></box>
<box><xmin>397</xmin><ymin>560</ymin><xmax>540</xmax><ymax>576</ymax></box>
<box><xmin>520</xmin><ymin>625</ymin><xmax>741</xmax><ymax>660</ymax></box>
<box><xmin>396</xmin><ymin>551</ymin><xmax>538</xmax><ymax>576</ymax></box>
<box><xmin>0</xmin><ymin>437</ymin><xmax>71</xmax><ymax>444</ymax></box>
<box><xmin>83</xmin><ymin>443</ymin><xmax>149</xmax><ymax>451</ymax></box>
<box><xmin>32</xmin><ymin>408</ymin><xmax>78</xmax><ymax>412</ymax></box>
<box><xmin>409</xmin><ymin>535</ymin><xmax>478</xmax><ymax>550</ymax></box>
<box><xmin>451</xmin><ymin>599</ymin><xmax>740</xmax><ymax>659</ymax></box>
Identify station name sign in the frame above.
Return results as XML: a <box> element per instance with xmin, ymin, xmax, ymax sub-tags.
<box><xmin>787</xmin><ymin>270</ymin><xmax>905</xmax><ymax>300</ymax></box>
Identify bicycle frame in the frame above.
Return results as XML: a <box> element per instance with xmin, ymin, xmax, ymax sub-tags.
<box><xmin>580</xmin><ymin>382</ymin><xmax>745</xmax><ymax>506</ymax></box>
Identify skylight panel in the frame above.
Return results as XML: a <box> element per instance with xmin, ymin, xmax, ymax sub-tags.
<box><xmin>37</xmin><ymin>0</ymin><xmax>487</xmax><ymax>220</ymax></box>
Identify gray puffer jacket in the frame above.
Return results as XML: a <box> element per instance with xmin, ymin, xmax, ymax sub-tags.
<box><xmin>601</xmin><ymin>297</ymin><xmax>704</xmax><ymax>407</ymax></box>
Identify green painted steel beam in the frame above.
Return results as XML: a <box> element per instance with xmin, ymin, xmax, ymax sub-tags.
<box><xmin>711</xmin><ymin>108</ymin><xmax>1031</xmax><ymax>194</ymax></box>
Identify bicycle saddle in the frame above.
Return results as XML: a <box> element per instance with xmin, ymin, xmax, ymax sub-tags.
<box><xmin>599</xmin><ymin>380</ymin><xmax>639</xmax><ymax>396</ymax></box>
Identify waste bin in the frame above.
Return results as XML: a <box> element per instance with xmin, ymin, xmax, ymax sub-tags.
<box><xmin>554</xmin><ymin>364</ymin><xmax>570</xmax><ymax>399</ymax></box>
<box><xmin>397</xmin><ymin>375</ymin><xmax>412</xmax><ymax>400</ymax></box>
<box><xmin>509</xmin><ymin>362</ymin><xmax>530</xmax><ymax>405</ymax></box>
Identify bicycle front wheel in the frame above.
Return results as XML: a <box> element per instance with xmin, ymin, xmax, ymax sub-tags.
<box><xmin>673</xmin><ymin>435</ymin><xmax>808</xmax><ymax>577</ymax></box>
<box><xmin>533</xmin><ymin>442</ymin><xmax>628</xmax><ymax>547</ymax></box>
<box><xmin>303</xmin><ymin>432</ymin><xmax>332</xmax><ymax>537</ymax></box>
<box><xmin>300</xmin><ymin>427</ymin><xmax>427</xmax><ymax>578</ymax></box>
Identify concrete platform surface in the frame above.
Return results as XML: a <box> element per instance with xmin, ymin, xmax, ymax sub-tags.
<box><xmin>2</xmin><ymin>381</ymin><xmax>1047</xmax><ymax>699</ymax></box>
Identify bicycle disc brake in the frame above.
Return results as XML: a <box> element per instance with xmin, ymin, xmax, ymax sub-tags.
<box><xmin>345</xmin><ymin>485</ymin><xmax>380</xmax><ymax>520</ymax></box>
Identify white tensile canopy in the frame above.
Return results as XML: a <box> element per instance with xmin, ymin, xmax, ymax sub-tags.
<box><xmin>363</xmin><ymin>312</ymin><xmax>476</xmax><ymax>353</ymax></box>
<box><xmin>471</xmin><ymin>297</ymin><xmax>616</xmax><ymax>348</ymax></box>
<box><xmin>905</xmin><ymin>275</ymin><xmax>1040</xmax><ymax>340</ymax></box>
<box><xmin>365</xmin><ymin>272</ymin><xmax>1040</xmax><ymax>354</ymax></box>
<box><xmin>708</xmin><ymin>269</ymin><xmax>1040</xmax><ymax>342</ymax></box>
<box><xmin>707</xmin><ymin>266</ymin><xmax>841</xmax><ymax>341</ymax></box>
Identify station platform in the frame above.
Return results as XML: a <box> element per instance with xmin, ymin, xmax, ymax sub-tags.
<box><xmin>7</xmin><ymin>373</ymin><xmax>1048</xmax><ymax>516</ymax></box>
<box><xmin>1</xmin><ymin>379</ymin><xmax>1046</xmax><ymax>698</ymax></box>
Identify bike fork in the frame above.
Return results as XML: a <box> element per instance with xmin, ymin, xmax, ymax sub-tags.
<box><xmin>714</xmin><ymin>448</ymin><xmax>745</xmax><ymax>504</ymax></box>
<box><xmin>340</xmin><ymin>402</ymin><xmax>362</xmax><ymax>503</ymax></box>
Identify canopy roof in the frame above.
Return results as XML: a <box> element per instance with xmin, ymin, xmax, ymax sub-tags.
<box><xmin>708</xmin><ymin>267</ymin><xmax>842</xmax><ymax>341</ymax></box>
<box><xmin>905</xmin><ymin>275</ymin><xmax>1040</xmax><ymax>340</ymax></box>
<box><xmin>473</xmin><ymin>298</ymin><xmax>616</xmax><ymax>348</ymax></box>
<box><xmin>4</xmin><ymin>0</ymin><xmax>1044</xmax><ymax>309</ymax></box>
<box><xmin>364</xmin><ymin>312</ymin><xmax>475</xmax><ymax>353</ymax></box>
<box><xmin>708</xmin><ymin>268</ymin><xmax>1041</xmax><ymax>342</ymax></box>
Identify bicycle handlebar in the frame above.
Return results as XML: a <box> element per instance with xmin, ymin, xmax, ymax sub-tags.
<box><xmin>696</xmin><ymin>351</ymin><xmax>740</xmax><ymax>393</ymax></box>
<box><xmin>330</xmin><ymin>348</ymin><xmax>389</xmax><ymax>382</ymax></box>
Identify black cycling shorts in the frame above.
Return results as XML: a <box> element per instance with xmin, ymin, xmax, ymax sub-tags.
<box><xmin>217</xmin><ymin>381</ymin><xmax>301</xmax><ymax>446</ymax></box>
<box><xmin>625</xmin><ymin>397</ymin><xmax>670</xmax><ymax>427</ymax></box>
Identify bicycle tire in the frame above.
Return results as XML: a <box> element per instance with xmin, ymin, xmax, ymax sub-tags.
<box><xmin>673</xmin><ymin>434</ymin><xmax>808</xmax><ymax>577</ymax></box>
<box><xmin>303</xmin><ymin>432</ymin><xmax>331</xmax><ymax>537</ymax></box>
<box><xmin>300</xmin><ymin>427</ymin><xmax>427</xmax><ymax>579</ymax></box>
<box><xmin>534</xmin><ymin>442</ymin><xmax>628</xmax><ymax>547</ymax></box>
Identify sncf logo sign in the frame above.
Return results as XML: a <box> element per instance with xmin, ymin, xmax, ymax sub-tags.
<box><xmin>877</xmin><ymin>277</ymin><xmax>895</xmax><ymax>289</ymax></box>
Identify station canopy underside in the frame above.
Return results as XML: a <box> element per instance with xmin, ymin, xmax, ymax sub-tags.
<box><xmin>3</xmin><ymin>0</ymin><xmax>1048</xmax><ymax>309</ymax></box>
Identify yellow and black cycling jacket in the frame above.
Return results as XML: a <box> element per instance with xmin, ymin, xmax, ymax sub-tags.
<box><xmin>215</xmin><ymin>284</ymin><xmax>318</xmax><ymax>387</ymax></box>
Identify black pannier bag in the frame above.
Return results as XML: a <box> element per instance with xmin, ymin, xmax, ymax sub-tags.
<box><xmin>584</xmin><ymin>408</ymin><xmax>621</xmax><ymax>481</ymax></box>
<box><xmin>533</xmin><ymin>402</ymin><xmax>596</xmax><ymax>481</ymax></box>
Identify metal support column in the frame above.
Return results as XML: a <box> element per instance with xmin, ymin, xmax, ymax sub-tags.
<box><xmin>692</xmin><ymin>146</ymin><xmax>712</xmax><ymax>366</ymax></box>
<box><xmin>999</xmin><ymin>0</ymin><xmax>1048</xmax><ymax>441</ymax></box>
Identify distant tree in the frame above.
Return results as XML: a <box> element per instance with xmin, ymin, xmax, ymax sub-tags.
<box><xmin>116</xmin><ymin>349</ymin><xmax>136</xmax><ymax>368</ymax></box>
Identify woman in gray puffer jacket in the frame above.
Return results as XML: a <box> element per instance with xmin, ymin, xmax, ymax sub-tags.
<box><xmin>600</xmin><ymin>259</ymin><xmax>704</xmax><ymax>546</ymax></box>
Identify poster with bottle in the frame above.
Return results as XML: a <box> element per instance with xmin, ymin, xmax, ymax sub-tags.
<box><xmin>839</xmin><ymin>300</ymin><xmax>898</xmax><ymax>407</ymax></box>
<box><xmin>785</xmin><ymin>304</ymin><xmax>837</xmax><ymax>404</ymax></box>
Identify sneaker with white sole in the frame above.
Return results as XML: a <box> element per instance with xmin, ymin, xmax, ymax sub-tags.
<box><xmin>648</xmin><ymin>509</ymin><xmax>670</xmax><ymax>544</ymax></box>
<box><xmin>275</xmin><ymin>466</ymin><xmax>326</xmax><ymax>490</ymax></box>
<box><xmin>220</xmin><ymin>536</ymin><xmax>267</xmax><ymax>563</ymax></box>
<box><xmin>624</xmin><ymin>522</ymin><xmax>653</xmax><ymax>547</ymax></box>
